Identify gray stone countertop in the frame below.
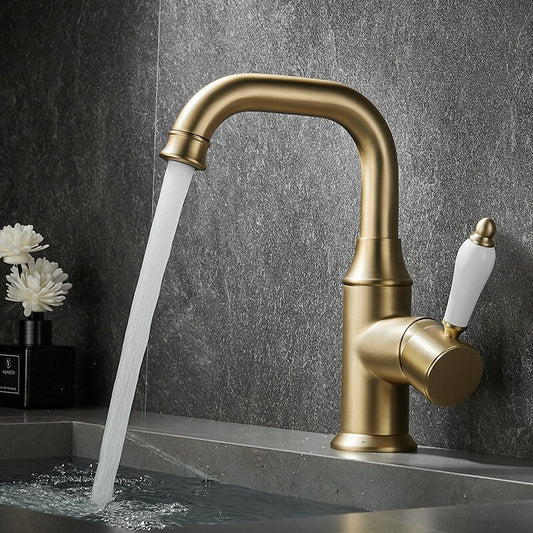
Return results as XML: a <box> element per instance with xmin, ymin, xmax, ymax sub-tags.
<box><xmin>2</xmin><ymin>406</ymin><xmax>532</xmax><ymax>485</ymax></box>
<box><xmin>1</xmin><ymin>407</ymin><xmax>533</xmax><ymax>532</ymax></box>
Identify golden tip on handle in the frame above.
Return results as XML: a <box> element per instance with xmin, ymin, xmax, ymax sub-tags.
<box><xmin>470</xmin><ymin>217</ymin><xmax>496</xmax><ymax>247</ymax></box>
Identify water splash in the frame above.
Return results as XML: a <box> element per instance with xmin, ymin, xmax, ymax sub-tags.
<box><xmin>0</xmin><ymin>462</ymin><xmax>188</xmax><ymax>530</ymax></box>
<box><xmin>0</xmin><ymin>460</ymin><xmax>360</xmax><ymax>528</ymax></box>
<box><xmin>91</xmin><ymin>161</ymin><xmax>195</xmax><ymax>507</ymax></box>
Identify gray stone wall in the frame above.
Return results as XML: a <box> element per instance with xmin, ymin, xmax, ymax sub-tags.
<box><xmin>1</xmin><ymin>1</ymin><xmax>531</xmax><ymax>459</ymax></box>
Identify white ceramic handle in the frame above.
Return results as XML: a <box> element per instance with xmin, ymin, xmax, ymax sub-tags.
<box><xmin>443</xmin><ymin>219</ymin><xmax>496</xmax><ymax>329</ymax></box>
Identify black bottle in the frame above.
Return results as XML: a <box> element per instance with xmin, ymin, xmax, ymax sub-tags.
<box><xmin>0</xmin><ymin>313</ymin><xmax>75</xmax><ymax>408</ymax></box>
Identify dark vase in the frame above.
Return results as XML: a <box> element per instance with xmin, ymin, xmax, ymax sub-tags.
<box><xmin>0</xmin><ymin>312</ymin><xmax>75</xmax><ymax>408</ymax></box>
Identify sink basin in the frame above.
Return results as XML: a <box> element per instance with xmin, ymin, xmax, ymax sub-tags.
<box><xmin>1</xmin><ymin>407</ymin><xmax>533</xmax><ymax>532</ymax></box>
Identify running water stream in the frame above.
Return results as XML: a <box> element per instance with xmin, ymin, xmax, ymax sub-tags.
<box><xmin>91</xmin><ymin>161</ymin><xmax>195</xmax><ymax>507</ymax></box>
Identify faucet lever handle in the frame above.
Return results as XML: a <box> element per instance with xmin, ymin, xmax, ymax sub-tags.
<box><xmin>442</xmin><ymin>218</ymin><xmax>496</xmax><ymax>338</ymax></box>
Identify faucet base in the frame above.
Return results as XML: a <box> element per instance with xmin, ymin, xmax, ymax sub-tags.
<box><xmin>331</xmin><ymin>432</ymin><xmax>417</xmax><ymax>453</ymax></box>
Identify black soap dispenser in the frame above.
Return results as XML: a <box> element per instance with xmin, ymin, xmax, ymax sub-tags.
<box><xmin>0</xmin><ymin>313</ymin><xmax>75</xmax><ymax>408</ymax></box>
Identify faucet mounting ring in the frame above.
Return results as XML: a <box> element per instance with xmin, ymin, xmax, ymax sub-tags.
<box><xmin>331</xmin><ymin>432</ymin><xmax>417</xmax><ymax>453</ymax></box>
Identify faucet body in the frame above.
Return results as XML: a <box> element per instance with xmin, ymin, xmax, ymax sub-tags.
<box><xmin>161</xmin><ymin>74</ymin><xmax>485</xmax><ymax>452</ymax></box>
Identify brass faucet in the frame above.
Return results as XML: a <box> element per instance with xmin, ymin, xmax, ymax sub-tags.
<box><xmin>160</xmin><ymin>74</ymin><xmax>495</xmax><ymax>452</ymax></box>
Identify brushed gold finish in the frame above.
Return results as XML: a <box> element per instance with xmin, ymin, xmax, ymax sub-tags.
<box><xmin>400</xmin><ymin>319</ymin><xmax>483</xmax><ymax>407</ymax></box>
<box><xmin>162</xmin><ymin>74</ymin><xmax>488</xmax><ymax>453</ymax></box>
<box><xmin>161</xmin><ymin>131</ymin><xmax>209</xmax><ymax>170</ymax></box>
<box><xmin>332</xmin><ymin>286</ymin><xmax>413</xmax><ymax>449</ymax></box>
<box><xmin>442</xmin><ymin>320</ymin><xmax>466</xmax><ymax>339</ymax></box>
<box><xmin>161</xmin><ymin>73</ymin><xmax>399</xmax><ymax>239</ymax></box>
<box><xmin>469</xmin><ymin>217</ymin><xmax>496</xmax><ymax>247</ymax></box>
<box><xmin>332</xmin><ymin>432</ymin><xmax>417</xmax><ymax>453</ymax></box>
<box><xmin>344</xmin><ymin>238</ymin><xmax>412</xmax><ymax>287</ymax></box>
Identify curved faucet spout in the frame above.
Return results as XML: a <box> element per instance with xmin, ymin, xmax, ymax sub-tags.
<box><xmin>160</xmin><ymin>73</ymin><xmax>398</xmax><ymax>240</ymax></box>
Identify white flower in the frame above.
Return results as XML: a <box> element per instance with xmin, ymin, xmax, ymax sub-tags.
<box><xmin>0</xmin><ymin>223</ymin><xmax>49</xmax><ymax>264</ymax></box>
<box><xmin>6</xmin><ymin>257</ymin><xmax>72</xmax><ymax>317</ymax></box>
